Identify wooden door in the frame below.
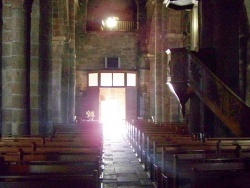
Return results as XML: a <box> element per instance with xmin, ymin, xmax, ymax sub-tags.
<box><xmin>126</xmin><ymin>87</ymin><xmax>137</xmax><ymax>121</ymax></box>
<box><xmin>84</xmin><ymin>87</ymin><xmax>99</xmax><ymax>121</ymax></box>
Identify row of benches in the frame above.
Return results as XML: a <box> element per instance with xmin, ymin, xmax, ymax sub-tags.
<box><xmin>126</xmin><ymin>120</ymin><xmax>250</xmax><ymax>188</ymax></box>
<box><xmin>0</xmin><ymin>122</ymin><xmax>103</xmax><ymax>188</ymax></box>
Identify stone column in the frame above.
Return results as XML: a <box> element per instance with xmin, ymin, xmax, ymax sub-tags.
<box><xmin>67</xmin><ymin>0</ymin><xmax>76</xmax><ymax>124</ymax></box>
<box><xmin>154</xmin><ymin>0</ymin><xmax>163</xmax><ymax>122</ymax></box>
<box><xmin>161</xmin><ymin>6</ymin><xmax>169</xmax><ymax>122</ymax></box>
<box><xmin>39</xmin><ymin>0</ymin><xmax>53</xmax><ymax>135</ymax></box>
<box><xmin>2</xmin><ymin>1</ymin><xmax>12</xmax><ymax>135</ymax></box>
<box><xmin>60</xmin><ymin>0</ymin><xmax>75</xmax><ymax>125</ymax></box>
<box><xmin>51</xmin><ymin>0</ymin><xmax>64</xmax><ymax>125</ymax></box>
<box><xmin>0</xmin><ymin>2</ymin><xmax>3</xmax><ymax>135</ymax></box>
<box><xmin>61</xmin><ymin>46</ymin><xmax>70</xmax><ymax>125</ymax></box>
<box><xmin>2</xmin><ymin>0</ymin><xmax>29</xmax><ymax>135</ymax></box>
<box><xmin>30</xmin><ymin>0</ymin><xmax>40</xmax><ymax>134</ymax></box>
<box><xmin>137</xmin><ymin>1</ymin><xmax>150</xmax><ymax>120</ymax></box>
<box><xmin>245</xmin><ymin>0</ymin><xmax>250</xmax><ymax>106</ymax></box>
<box><xmin>138</xmin><ymin>54</ymin><xmax>150</xmax><ymax>119</ymax></box>
<box><xmin>149</xmin><ymin>54</ymin><xmax>156</xmax><ymax>122</ymax></box>
<box><xmin>52</xmin><ymin>37</ymin><xmax>63</xmax><ymax>125</ymax></box>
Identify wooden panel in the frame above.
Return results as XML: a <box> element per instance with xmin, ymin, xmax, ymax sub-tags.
<box><xmin>126</xmin><ymin>87</ymin><xmax>137</xmax><ymax>121</ymax></box>
<box><xmin>85</xmin><ymin>87</ymin><xmax>99</xmax><ymax>121</ymax></box>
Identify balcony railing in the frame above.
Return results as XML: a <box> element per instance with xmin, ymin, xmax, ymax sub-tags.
<box><xmin>102</xmin><ymin>21</ymin><xmax>137</xmax><ymax>32</ymax></box>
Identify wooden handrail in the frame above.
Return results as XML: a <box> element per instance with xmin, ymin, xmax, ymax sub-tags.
<box><xmin>188</xmin><ymin>51</ymin><xmax>250</xmax><ymax>136</ymax></box>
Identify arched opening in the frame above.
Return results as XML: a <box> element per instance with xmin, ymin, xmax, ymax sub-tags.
<box><xmin>86</xmin><ymin>0</ymin><xmax>137</xmax><ymax>32</ymax></box>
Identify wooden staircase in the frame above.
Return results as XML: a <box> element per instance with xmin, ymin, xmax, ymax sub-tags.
<box><xmin>169</xmin><ymin>48</ymin><xmax>250</xmax><ymax>136</ymax></box>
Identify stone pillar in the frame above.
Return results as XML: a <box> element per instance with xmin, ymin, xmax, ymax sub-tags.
<box><xmin>2</xmin><ymin>1</ymin><xmax>12</xmax><ymax>135</ymax></box>
<box><xmin>30</xmin><ymin>0</ymin><xmax>40</xmax><ymax>134</ymax></box>
<box><xmin>245</xmin><ymin>0</ymin><xmax>250</xmax><ymax>106</ymax></box>
<box><xmin>161</xmin><ymin>6</ymin><xmax>169</xmax><ymax>122</ymax></box>
<box><xmin>2</xmin><ymin>0</ymin><xmax>29</xmax><ymax>135</ymax></box>
<box><xmin>52</xmin><ymin>37</ymin><xmax>63</xmax><ymax>124</ymax></box>
<box><xmin>39</xmin><ymin>0</ymin><xmax>53</xmax><ymax>135</ymax></box>
<box><xmin>149</xmin><ymin>54</ymin><xmax>156</xmax><ymax>122</ymax></box>
<box><xmin>154</xmin><ymin>0</ymin><xmax>163</xmax><ymax>122</ymax></box>
<box><xmin>61</xmin><ymin>46</ymin><xmax>70</xmax><ymax>124</ymax></box>
<box><xmin>147</xmin><ymin>3</ymin><xmax>156</xmax><ymax>122</ymax></box>
<box><xmin>67</xmin><ymin>0</ymin><xmax>76</xmax><ymax>124</ymax></box>
<box><xmin>0</xmin><ymin>2</ymin><xmax>3</xmax><ymax>134</ymax></box>
<box><xmin>138</xmin><ymin>54</ymin><xmax>150</xmax><ymax>119</ymax></box>
<box><xmin>52</xmin><ymin>0</ymin><xmax>65</xmax><ymax>125</ymax></box>
<box><xmin>60</xmin><ymin>0</ymin><xmax>77</xmax><ymax>126</ymax></box>
<box><xmin>137</xmin><ymin>0</ymin><xmax>149</xmax><ymax>120</ymax></box>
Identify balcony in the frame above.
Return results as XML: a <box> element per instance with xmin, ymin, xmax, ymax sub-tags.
<box><xmin>102</xmin><ymin>21</ymin><xmax>137</xmax><ymax>32</ymax></box>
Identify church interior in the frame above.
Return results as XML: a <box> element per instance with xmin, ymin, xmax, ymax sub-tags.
<box><xmin>0</xmin><ymin>0</ymin><xmax>250</xmax><ymax>187</ymax></box>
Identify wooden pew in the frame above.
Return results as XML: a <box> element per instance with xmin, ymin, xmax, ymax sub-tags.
<box><xmin>146</xmin><ymin>138</ymin><xmax>250</xmax><ymax>185</ymax></box>
<box><xmin>7</xmin><ymin>161</ymin><xmax>99</xmax><ymax>175</ymax></box>
<box><xmin>0</xmin><ymin>160</ymin><xmax>100</xmax><ymax>188</ymax></box>
<box><xmin>172</xmin><ymin>157</ymin><xmax>250</xmax><ymax>188</ymax></box>
<box><xmin>143</xmin><ymin>134</ymin><xmax>250</xmax><ymax>183</ymax></box>
<box><xmin>143</xmin><ymin>135</ymin><xmax>197</xmax><ymax>173</ymax></box>
<box><xmin>191</xmin><ymin>161</ymin><xmax>250</xmax><ymax>188</ymax></box>
<box><xmin>151</xmin><ymin>144</ymin><xmax>222</xmax><ymax>183</ymax></box>
<box><xmin>132</xmin><ymin>126</ymin><xmax>174</xmax><ymax>155</ymax></box>
<box><xmin>0</xmin><ymin>122</ymin><xmax>103</xmax><ymax>188</ymax></box>
<box><xmin>159</xmin><ymin>144</ymin><xmax>250</xmax><ymax>188</ymax></box>
<box><xmin>153</xmin><ymin>141</ymin><xmax>250</xmax><ymax>186</ymax></box>
<box><xmin>127</xmin><ymin>121</ymin><xmax>188</xmax><ymax>152</ymax></box>
<box><xmin>0</xmin><ymin>144</ymin><xmax>102</xmax><ymax>187</ymax></box>
<box><xmin>133</xmin><ymin>126</ymin><xmax>189</xmax><ymax>159</ymax></box>
<box><xmin>0</xmin><ymin>137</ymin><xmax>45</xmax><ymax>147</ymax></box>
<box><xmin>0</xmin><ymin>144</ymin><xmax>101</xmax><ymax>155</ymax></box>
<box><xmin>139</xmin><ymin>133</ymin><xmax>179</xmax><ymax>162</ymax></box>
<box><xmin>0</xmin><ymin>174</ymin><xmax>99</xmax><ymax>188</ymax></box>
<box><xmin>129</xmin><ymin>121</ymin><xmax>188</xmax><ymax>148</ymax></box>
<box><xmin>126</xmin><ymin>120</ymin><xmax>250</xmax><ymax>188</ymax></box>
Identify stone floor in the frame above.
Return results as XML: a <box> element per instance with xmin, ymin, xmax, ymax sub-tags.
<box><xmin>101</xmin><ymin>127</ymin><xmax>155</xmax><ymax>188</ymax></box>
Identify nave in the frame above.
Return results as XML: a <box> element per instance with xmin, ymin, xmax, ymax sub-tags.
<box><xmin>0</xmin><ymin>120</ymin><xmax>250</xmax><ymax>188</ymax></box>
<box><xmin>102</xmin><ymin>122</ymin><xmax>154</xmax><ymax>188</ymax></box>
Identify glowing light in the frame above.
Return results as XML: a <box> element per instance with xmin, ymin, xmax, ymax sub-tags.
<box><xmin>163</xmin><ymin>0</ymin><xmax>198</xmax><ymax>7</ymax></box>
<box><xmin>166</xmin><ymin>49</ymin><xmax>171</xmax><ymax>62</ymax></box>
<box><xmin>165</xmin><ymin>49</ymin><xmax>171</xmax><ymax>55</ymax></box>
<box><xmin>101</xmin><ymin>99</ymin><xmax>125</xmax><ymax>140</ymax></box>
<box><xmin>102</xmin><ymin>17</ymin><xmax>119</xmax><ymax>29</ymax></box>
<box><xmin>166</xmin><ymin>83</ymin><xmax>180</xmax><ymax>102</ymax></box>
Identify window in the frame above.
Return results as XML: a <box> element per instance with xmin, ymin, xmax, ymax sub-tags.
<box><xmin>105</xmin><ymin>57</ymin><xmax>120</xmax><ymax>69</ymax></box>
<box><xmin>88</xmin><ymin>72</ymin><xmax>136</xmax><ymax>87</ymax></box>
<box><xmin>88</xmin><ymin>73</ymin><xmax>98</xmax><ymax>86</ymax></box>
<box><xmin>113</xmin><ymin>73</ymin><xmax>124</xmax><ymax>86</ymax></box>
<box><xmin>100</xmin><ymin>73</ymin><xmax>112</xmax><ymax>86</ymax></box>
<box><xmin>127</xmin><ymin>73</ymin><xmax>136</xmax><ymax>86</ymax></box>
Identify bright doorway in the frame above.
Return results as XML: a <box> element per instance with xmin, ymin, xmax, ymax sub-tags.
<box><xmin>99</xmin><ymin>88</ymin><xmax>126</xmax><ymax>139</ymax></box>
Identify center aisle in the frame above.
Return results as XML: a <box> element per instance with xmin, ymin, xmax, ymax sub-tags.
<box><xmin>102</xmin><ymin>123</ymin><xmax>155</xmax><ymax>188</ymax></box>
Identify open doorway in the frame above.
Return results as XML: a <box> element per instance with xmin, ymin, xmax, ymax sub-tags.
<box><xmin>99</xmin><ymin>88</ymin><xmax>126</xmax><ymax>139</ymax></box>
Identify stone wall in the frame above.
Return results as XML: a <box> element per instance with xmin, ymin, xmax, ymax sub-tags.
<box><xmin>75</xmin><ymin>31</ymin><xmax>139</xmax><ymax>118</ymax></box>
<box><xmin>76</xmin><ymin>32</ymin><xmax>138</xmax><ymax>71</ymax></box>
